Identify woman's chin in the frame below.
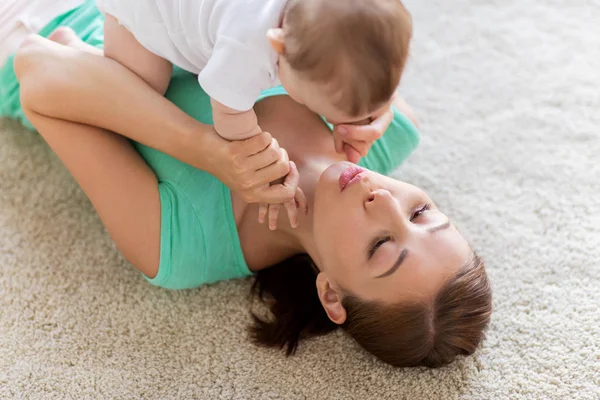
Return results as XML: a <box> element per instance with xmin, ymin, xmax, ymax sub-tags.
<box><xmin>317</xmin><ymin>161</ymin><xmax>351</xmax><ymax>190</ymax></box>
<box><xmin>314</xmin><ymin>161</ymin><xmax>353</xmax><ymax>211</ymax></box>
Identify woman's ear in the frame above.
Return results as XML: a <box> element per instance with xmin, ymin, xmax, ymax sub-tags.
<box><xmin>316</xmin><ymin>272</ymin><xmax>347</xmax><ymax>325</ymax></box>
<box><xmin>267</xmin><ymin>28</ymin><xmax>286</xmax><ymax>54</ymax></box>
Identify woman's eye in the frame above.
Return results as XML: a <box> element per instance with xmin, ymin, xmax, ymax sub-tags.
<box><xmin>411</xmin><ymin>203</ymin><xmax>432</xmax><ymax>221</ymax></box>
<box><xmin>368</xmin><ymin>235</ymin><xmax>391</xmax><ymax>259</ymax></box>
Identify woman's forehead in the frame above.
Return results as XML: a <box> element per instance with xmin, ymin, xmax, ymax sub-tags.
<box><xmin>341</xmin><ymin>224</ymin><xmax>470</xmax><ymax>303</ymax></box>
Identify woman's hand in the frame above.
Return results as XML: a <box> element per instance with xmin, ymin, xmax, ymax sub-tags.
<box><xmin>333</xmin><ymin>106</ymin><xmax>395</xmax><ymax>164</ymax></box>
<box><xmin>201</xmin><ymin>130</ymin><xmax>308</xmax><ymax>228</ymax></box>
<box><xmin>203</xmin><ymin>130</ymin><xmax>289</xmax><ymax>200</ymax></box>
<box><xmin>14</xmin><ymin>35</ymin><xmax>307</xmax><ymax>227</ymax></box>
<box><xmin>257</xmin><ymin>161</ymin><xmax>308</xmax><ymax>231</ymax></box>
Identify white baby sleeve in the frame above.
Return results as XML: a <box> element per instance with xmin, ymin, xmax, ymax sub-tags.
<box><xmin>198</xmin><ymin>36</ymin><xmax>272</xmax><ymax>111</ymax></box>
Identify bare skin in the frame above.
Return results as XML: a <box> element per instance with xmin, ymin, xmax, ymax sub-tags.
<box><xmin>103</xmin><ymin>14</ymin><xmax>304</xmax><ymax>229</ymax></box>
<box><xmin>13</xmin><ymin>32</ymin><xmax>469</xmax><ymax>323</ymax></box>
<box><xmin>14</xmin><ymin>32</ymin><xmax>337</xmax><ymax>274</ymax></box>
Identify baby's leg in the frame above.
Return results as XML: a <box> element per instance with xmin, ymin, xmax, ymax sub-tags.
<box><xmin>103</xmin><ymin>14</ymin><xmax>172</xmax><ymax>95</ymax></box>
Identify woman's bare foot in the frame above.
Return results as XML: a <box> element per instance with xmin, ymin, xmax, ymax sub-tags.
<box><xmin>48</xmin><ymin>27</ymin><xmax>102</xmax><ymax>55</ymax></box>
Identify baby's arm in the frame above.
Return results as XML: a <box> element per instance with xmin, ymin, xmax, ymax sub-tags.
<box><xmin>211</xmin><ymin>99</ymin><xmax>262</xmax><ymax>141</ymax></box>
<box><xmin>103</xmin><ymin>14</ymin><xmax>172</xmax><ymax>95</ymax></box>
<box><xmin>211</xmin><ymin>98</ymin><xmax>306</xmax><ymax>230</ymax></box>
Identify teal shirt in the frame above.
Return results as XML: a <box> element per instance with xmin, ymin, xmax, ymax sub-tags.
<box><xmin>0</xmin><ymin>0</ymin><xmax>420</xmax><ymax>289</ymax></box>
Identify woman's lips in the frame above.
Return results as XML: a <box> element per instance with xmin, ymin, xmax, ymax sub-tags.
<box><xmin>339</xmin><ymin>165</ymin><xmax>366</xmax><ymax>192</ymax></box>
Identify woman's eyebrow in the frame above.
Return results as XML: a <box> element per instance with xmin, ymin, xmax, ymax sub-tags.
<box><xmin>374</xmin><ymin>221</ymin><xmax>450</xmax><ymax>280</ymax></box>
<box><xmin>427</xmin><ymin>221</ymin><xmax>450</xmax><ymax>233</ymax></box>
<box><xmin>376</xmin><ymin>249</ymin><xmax>409</xmax><ymax>279</ymax></box>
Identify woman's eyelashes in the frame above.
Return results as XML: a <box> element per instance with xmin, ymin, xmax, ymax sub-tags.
<box><xmin>367</xmin><ymin>204</ymin><xmax>432</xmax><ymax>259</ymax></box>
<box><xmin>368</xmin><ymin>235</ymin><xmax>391</xmax><ymax>259</ymax></box>
<box><xmin>410</xmin><ymin>203</ymin><xmax>431</xmax><ymax>221</ymax></box>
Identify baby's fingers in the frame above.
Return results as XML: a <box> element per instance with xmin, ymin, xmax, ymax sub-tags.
<box><xmin>283</xmin><ymin>187</ymin><xmax>308</xmax><ymax>230</ymax></box>
<box><xmin>295</xmin><ymin>187</ymin><xmax>308</xmax><ymax>216</ymax></box>
<box><xmin>258</xmin><ymin>203</ymin><xmax>268</xmax><ymax>224</ymax></box>
<box><xmin>334</xmin><ymin>134</ymin><xmax>345</xmax><ymax>154</ymax></box>
<box><xmin>343</xmin><ymin>142</ymin><xmax>363</xmax><ymax>164</ymax></box>
<box><xmin>284</xmin><ymin>161</ymin><xmax>307</xmax><ymax>220</ymax></box>
<box><xmin>284</xmin><ymin>161</ymin><xmax>300</xmax><ymax>187</ymax></box>
<box><xmin>268</xmin><ymin>203</ymin><xmax>281</xmax><ymax>231</ymax></box>
<box><xmin>284</xmin><ymin>199</ymin><xmax>298</xmax><ymax>228</ymax></box>
<box><xmin>265</xmin><ymin>161</ymin><xmax>303</xmax><ymax>230</ymax></box>
<box><xmin>283</xmin><ymin>161</ymin><xmax>306</xmax><ymax>227</ymax></box>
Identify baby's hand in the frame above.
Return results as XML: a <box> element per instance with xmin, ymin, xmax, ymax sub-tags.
<box><xmin>211</xmin><ymin>98</ymin><xmax>263</xmax><ymax>140</ymax></box>
<box><xmin>333</xmin><ymin>106</ymin><xmax>394</xmax><ymax>164</ymax></box>
<box><xmin>257</xmin><ymin>161</ymin><xmax>308</xmax><ymax>230</ymax></box>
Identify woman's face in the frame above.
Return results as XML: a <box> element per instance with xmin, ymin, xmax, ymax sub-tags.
<box><xmin>313</xmin><ymin>162</ymin><xmax>472</xmax><ymax>304</ymax></box>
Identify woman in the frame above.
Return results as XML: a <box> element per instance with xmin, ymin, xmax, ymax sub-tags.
<box><xmin>1</xmin><ymin>1</ymin><xmax>492</xmax><ymax>367</ymax></box>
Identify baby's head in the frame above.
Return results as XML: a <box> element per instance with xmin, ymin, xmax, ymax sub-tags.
<box><xmin>268</xmin><ymin>0</ymin><xmax>412</xmax><ymax>124</ymax></box>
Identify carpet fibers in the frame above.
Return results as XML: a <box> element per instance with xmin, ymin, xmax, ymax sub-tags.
<box><xmin>1</xmin><ymin>0</ymin><xmax>599</xmax><ymax>398</ymax></box>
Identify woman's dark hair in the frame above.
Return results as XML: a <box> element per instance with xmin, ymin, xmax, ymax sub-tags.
<box><xmin>249</xmin><ymin>254</ymin><xmax>337</xmax><ymax>356</ymax></box>
<box><xmin>249</xmin><ymin>252</ymin><xmax>492</xmax><ymax>368</ymax></box>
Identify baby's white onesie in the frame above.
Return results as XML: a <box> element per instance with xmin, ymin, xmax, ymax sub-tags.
<box><xmin>96</xmin><ymin>0</ymin><xmax>286</xmax><ymax>111</ymax></box>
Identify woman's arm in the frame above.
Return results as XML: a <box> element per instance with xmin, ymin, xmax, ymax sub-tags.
<box><xmin>14</xmin><ymin>36</ymin><xmax>204</xmax><ymax>166</ymax></box>
<box><xmin>21</xmin><ymin>96</ymin><xmax>162</xmax><ymax>278</ymax></box>
<box><xmin>13</xmin><ymin>35</ymin><xmax>296</xmax><ymax>204</ymax></box>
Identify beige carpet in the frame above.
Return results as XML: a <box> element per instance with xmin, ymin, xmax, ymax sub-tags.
<box><xmin>1</xmin><ymin>0</ymin><xmax>599</xmax><ymax>398</ymax></box>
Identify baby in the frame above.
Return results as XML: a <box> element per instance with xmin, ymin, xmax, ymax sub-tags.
<box><xmin>97</xmin><ymin>0</ymin><xmax>412</xmax><ymax>227</ymax></box>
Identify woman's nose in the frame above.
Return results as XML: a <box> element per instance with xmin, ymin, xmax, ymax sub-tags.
<box><xmin>366</xmin><ymin>189</ymin><xmax>409</xmax><ymax>230</ymax></box>
<box><xmin>366</xmin><ymin>189</ymin><xmax>411</xmax><ymax>238</ymax></box>
<box><xmin>366</xmin><ymin>188</ymin><xmax>397</xmax><ymax>210</ymax></box>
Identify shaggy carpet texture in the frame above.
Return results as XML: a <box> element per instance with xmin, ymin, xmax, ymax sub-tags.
<box><xmin>1</xmin><ymin>0</ymin><xmax>599</xmax><ymax>398</ymax></box>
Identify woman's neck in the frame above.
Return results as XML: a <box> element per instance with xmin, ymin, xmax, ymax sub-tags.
<box><xmin>235</xmin><ymin>95</ymin><xmax>347</xmax><ymax>270</ymax></box>
<box><xmin>277</xmin><ymin>154</ymin><xmax>338</xmax><ymax>265</ymax></box>
<box><xmin>234</xmin><ymin>149</ymin><xmax>343</xmax><ymax>271</ymax></box>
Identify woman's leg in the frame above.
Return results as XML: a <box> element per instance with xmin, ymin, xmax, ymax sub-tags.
<box><xmin>12</xmin><ymin>34</ymin><xmax>209</xmax><ymax>168</ymax></box>
<box><xmin>21</xmin><ymin>103</ymin><xmax>162</xmax><ymax>278</ymax></box>
<box><xmin>12</xmin><ymin>33</ymin><xmax>297</xmax><ymax>210</ymax></box>
<box><xmin>17</xmin><ymin>36</ymin><xmax>162</xmax><ymax>278</ymax></box>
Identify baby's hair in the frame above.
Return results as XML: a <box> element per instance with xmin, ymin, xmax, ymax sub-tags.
<box><xmin>283</xmin><ymin>0</ymin><xmax>412</xmax><ymax>117</ymax></box>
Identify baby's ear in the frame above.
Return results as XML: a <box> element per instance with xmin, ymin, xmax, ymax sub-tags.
<box><xmin>267</xmin><ymin>28</ymin><xmax>286</xmax><ymax>54</ymax></box>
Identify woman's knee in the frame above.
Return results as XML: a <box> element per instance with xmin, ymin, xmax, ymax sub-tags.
<box><xmin>13</xmin><ymin>35</ymin><xmax>47</xmax><ymax>113</ymax></box>
<box><xmin>14</xmin><ymin>35</ymin><xmax>70</xmax><ymax>112</ymax></box>
<box><xmin>13</xmin><ymin>34</ymin><xmax>44</xmax><ymax>82</ymax></box>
